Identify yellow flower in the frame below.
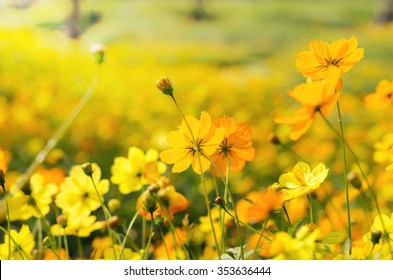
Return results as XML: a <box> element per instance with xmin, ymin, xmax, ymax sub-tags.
<box><xmin>160</xmin><ymin>112</ymin><xmax>225</xmax><ymax>174</ymax></box>
<box><xmin>111</xmin><ymin>146</ymin><xmax>166</xmax><ymax>194</ymax></box>
<box><xmin>365</xmin><ymin>80</ymin><xmax>393</xmax><ymax>109</ymax></box>
<box><xmin>296</xmin><ymin>36</ymin><xmax>364</xmax><ymax>80</ymax></box>
<box><xmin>270</xmin><ymin>225</ymin><xmax>320</xmax><ymax>260</ymax></box>
<box><xmin>50</xmin><ymin>212</ymin><xmax>103</xmax><ymax>237</ymax></box>
<box><xmin>373</xmin><ymin>133</ymin><xmax>393</xmax><ymax>163</ymax></box>
<box><xmin>103</xmin><ymin>244</ymin><xmax>142</xmax><ymax>260</ymax></box>
<box><xmin>275</xmin><ymin>65</ymin><xmax>341</xmax><ymax>140</ymax></box>
<box><xmin>210</xmin><ymin>116</ymin><xmax>255</xmax><ymax>176</ymax></box>
<box><xmin>274</xmin><ymin>162</ymin><xmax>329</xmax><ymax>201</ymax></box>
<box><xmin>7</xmin><ymin>173</ymin><xmax>58</xmax><ymax>221</ymax></box>
<box><xmin>55</xmin><ymin>163</ymin><xmax>109</xmax><ymax>217</ymax></box>
<box><xmin>364</xmin><ymin>214</ymin><xmax>393</xmax><ymax>249</ymax></box>
<box><xmin>0</xmin><ymin>225</ymin><xmax>35</xmax><ymax>260</ymax></box>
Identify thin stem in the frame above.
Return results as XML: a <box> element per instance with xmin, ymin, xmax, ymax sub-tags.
<box><xmin>320</xmin><ymin>111</ymin><xmax>393</xmax><ymax>257</ymax></box>
<box><xmin>63</xmin><ymin>234</ymin><xmax>69</xmax><ymax>260</ymax></box>
<box><xmin>307</xmin><ymin>194</ymin><xmax>314</xmax><ymax>224</ymax></box>
<box><xmin>142</xmin><ymin>218</ymin><xmax>146</xmax><ymax>250</ymax></box>
<box><xmin>4</xmin><ymin>193</ymin><xmax>11</xmax><ymax>260</ymax></box>
<box><xmin>118</xmin><ymin>209</ymin><xmax>140</xmax><ymax>260</ymax></box>
<box><xmin>253</xmin><ymin>218</ymin><xmax>269</xmax><ymax>259</ymax></box>
<box><xmin>88</xmin><ymin>174</ymin><xmax>117</xmax><ymax>259</ymax></box>
<box><xmin>336</xmin><ymin>101</ymin><xmax>352</xmax><ymax>255</ymax></box>
<box><xmin>144</xmin><ymin>214</ymin><xmax>154</xmax><ymax>260</ymax></box>
<box><xmin>14</xmin><ymin>70</ymin><xmax>101</xmax><ymax>190</ymax></box>
<box><xmin>158</xmin><ymin>225</ymin><xmax>171</xmax><ymax>260</ymax></box>
<box><xmin>77</xmin><ymin>237</ymin><xmax>83</xmax><ymax>259</ymax></box>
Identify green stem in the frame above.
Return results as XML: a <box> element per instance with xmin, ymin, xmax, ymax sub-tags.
<box><xmin>118</xmin><ymin>209</ymin><xmax>140</xmax><ymax>260</ymax></box>
<box><xmin>144</xmin><ymin>214</ymin><xmax>154</xmax><ymax>260</ymax></box>
<box><xmin>336</xmin><ymin>101</ymin><xmax>352</xmax><ymax>255</ymax></box>
<box><xmin>158</xmin><ymin>225</ymin><xmax>171</xmax><ymax>260</ymax></box>
<box><xmin>320</xmin><ymin>112</ymin><xmax>392</xmax><ymax>258</ymax></box>
<box><xmin>4</xmin><ymin>193</ymin><xmax>11</xmax><ymax>260</ymax></box>
<box><xmin>77</xmin><ymin>237</ymin><xmax>83</xmax><ymax>259</ymax></box>
<box><xmin>253</xmin><ymin>218</ymin><xmax>269</xmax><ymax>259</ymax></box>
<box><xmin>307</xmin><ymin>194</ymin><xmax>314</xmax><ymax>224</ymax></box>
<box><xmin>14</xmin><ymin>70</ymin><xmax>101</xmax><ymax>190</ymax></box>
<box><xmin>63</xmin><ymin>234</ymin><xmax>69</xmax><ymax>260</ymax></box>
<box><xmin>88</xmin><ymin>174</ymin><xmax>117</xmax><ymax>259</ymax></box>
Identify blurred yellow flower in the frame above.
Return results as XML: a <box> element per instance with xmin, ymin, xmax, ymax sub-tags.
<box><xmin>7</xmin><ymin>173</ymin><xmax>58</xmax><ymax>221</ymax></box>
<box><xmin>365</xmin><ymin>80</ymin><xmax>393</xmax><ymax>109</ymax></box>
<box><xmin>364</xmin><ymin>214</ymin><xmax>393</xmax><ymax>248</ymax></box>
<box><xmin>210</xmin><ymin>116</ymin><xmax>255</xmax><ymax>177</ymax></box>
<box><xmin>373</xmin><ymin>133</ymin><xmax>393</xmax><ymax>163</ymax></box>
<box><xmin>275</xmin><ymin>162</ymin><xmax>329</xmax><ymax>201</ymax></box>
<box><xmin>270</xmin><ymin>225</ymin><xmax>320</xmax><ymax>259</ymax></box>
<box><xmin>50</xmin><ymin>212</ymin><xmax>103</xmax><ymax>237</ymax></box>
<box><xmin>0</xmin><ymin>224</ymin><xmax>35</xmax><ymax>260</ymax></box>
<box><xmin>160</xmin><ymin>112</ymin><xmax>225</xmax><ymax>174</ymax></box>
<box><xmin>111</xmin><ymin>146</ymin><xmax>166</xmax><ymax>194</ymax></box>
<box><xmin>103</xmin><ymin>244</ymin><xmax>142</xmax><ymax>260</ymax></box>
<box><xmin>275</xmin><ymin>65</ymin><xmax>341</xmax><ymax>140</ymax></box>
<box><xmin>55</xmin><ymin>163</ymin><xmax>109</xmax><ymax>217</ymax></box>
<box><xmin>296</xmin><ymin>36</ymin><xmax>364</xmax><ymax>80</ymax></box>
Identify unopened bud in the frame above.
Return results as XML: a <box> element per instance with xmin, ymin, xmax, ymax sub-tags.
<box><xmin>148</xmin><ymin>184</ymin><xmax>160</xmax><ymax>194</ymax></box>
<box><xmin>0</xmin><ymin>169</ymin><xmax>5</xmax><ymax>191</ymax></box>
<box><xmin>108</xmin><ymin>199</ymin><xmax>121</xmax><ymax>212</ymax></box>
<box><xmin>157</xmin><ymin>188</ymin><xmax>171</xmax><ymax>208</ymax></box>
<box><xmin>81</xmin><ymin>162</ymin><xmax>94</xmax><ymax>177</ymax></box>
<box><xmin>156</xmin><ymin>76</ymin><xmax>174</xmax><ymax>96</ymax></box>
<box><xmin>347</xmin><ymin>171</ymin><xmax>362</xmax><ymax>190</ymax></box>
<box><xmin>90</xmin><ymin>43</ymin><xmax>105</xmax><ymax>64</ymax></box>
<box><xmin>106</xmin><ymin>215</ymin><xmax>121</xmax><ymax>229</ymax></box>
<box><xmin>56</xmin><ymin>214</ymin><xmax>68</xmax><ymax>227</ymax></box>
<box><xmin>268</xmin><ymin>133</ymin><xmax>281</xmax><ymax>146</ymax></box>
<box><xmin>214</xmin><ymin>196</ymin><xmax>225</xmax><ymax>208</ymax></box>
<box><xmin>371</xmin><ymin>229</ymin><xmax>382</xmax><ymax>245</ymax></box>
<box><xmin>143</xmin><ymin>193</ymin><xmax>158</xmax><ymax>214</ymax></box>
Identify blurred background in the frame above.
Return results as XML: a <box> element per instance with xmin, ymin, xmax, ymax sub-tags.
<box><xmin>1</xmin><ymin>0</ymin><xmax>393</xmax><ymax>215</ymax></box>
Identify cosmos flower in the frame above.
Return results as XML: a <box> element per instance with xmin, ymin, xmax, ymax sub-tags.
<box><xmin>111</xmin><ymin>146</ymin><xmax>167</xmax><ymax>194</ymax></box>
<box><xmin>296</xmin><ymin>36</ymin><xmax>364</xmax><ymax>80</ymax></box>
<box><xmin>160</xmin><ymin>112</ymin><xmax>225</xmax><ymax>174</ymax></box>
<box><xmin>0</xmin><ymin>225</ymin><xmax>35</xmax><ymax>260</ymax></box>
<box><xmin>210</xmin><ymin>116</ymin><xmax>255</xmax><ymax>177</ymax></box>
<box><xmin>275</xmin><ymin>65</ymin><xmax>341</xmax><ymax>140</ymax></box>
<box><xmin>365</xmin><ymin>80</ymin><xmax>393</xmax><ymax>109</ymax></box>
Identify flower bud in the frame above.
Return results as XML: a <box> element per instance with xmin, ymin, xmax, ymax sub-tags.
<box><xmin>148</xmin><ymin>184</ymin><xmax>160</xmax><ymax>194</ymax></box>
<box><xmin>143</xmin><ymin>193</ymin><xmax>158</xmax><ymax>214</ymax></box>
<box><xmin>56</xmin><ymin>214</ymin><xmax>68</xmax><ymax>227</ymax></box>
<box><xmin>81</xmin><ymin>162</ymin><xmax>94</xmax><ymax>177</ymax></box>
<box><xmin>157</xmin><ymin>188</ymin><xmax>171</xmax><ymax>209</ymax></box>
<box><xmin>0</xmin><ymin>169</ymin><xmax>5</xmax><ymax>191</ymax></box>
<box><xmin>268</xmin><ymin>133</ymin><xmax>281</xmax><ymax>146</ymax></box>
<box><xmin>108</xmin><ymin>199</ymin><xmax>121</xmax><ymax>212</ymax></box>
<box><xmin>90</xmin><ymin>43</ymin><xmax>105</xmax><ymax>64</ymax></box>
<box><xmin>214</xmin><ymin>196</ymin><xmax>225</xmax><ymax>208</ymax></box>
<box><xmin>106</xmin><ymin>215</ymin><xmax>121</xmax><ymax>229</ymax></box>
<box><xmin>371</xmin><ymin>229</ymin><xmax>382</xmax><ymax>245</ymax></box>
<box><xmin>156</xmin><ymin>76</ymin><xmax>174</xmax><ymax>96</ymax></box>
<box><xmin>347</xmin><ymin>171</ymin><xmax>362</xmax><ymax>190</ymax></box>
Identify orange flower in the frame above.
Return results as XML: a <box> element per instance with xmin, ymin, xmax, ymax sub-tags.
<box><xmin>160</xmin><ymin>112</ymin><xmax>225</xmax><ymax>174</ymax></box>
<box><xmin>210</xmin><ymin>116</ymin><xmax>255</xmax><ymax>176</ymax></box>
<box><xmin>296</xmin><ymin>36</ymin><xmax>364</xmax><ymax>80</ymax></box>
<box><xmin>275</xmin><ymin>65</ymin><xmax>341</xmax><ymax>140</ymax></box>
<box><xmin>365</xmin><ymin>80</ymin><xmax>393</xmax><ymax>109</ymax></box>
<box><xmin>237</xmin><ymin>188</ymin><xmax>283</xmax><ymax>224</ymax></box>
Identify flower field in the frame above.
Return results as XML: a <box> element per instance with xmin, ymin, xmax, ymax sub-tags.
<box><xmin>1</xmin><ymin>0</ymin><xmax>393</xmax><ymax>260</ymax></box>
